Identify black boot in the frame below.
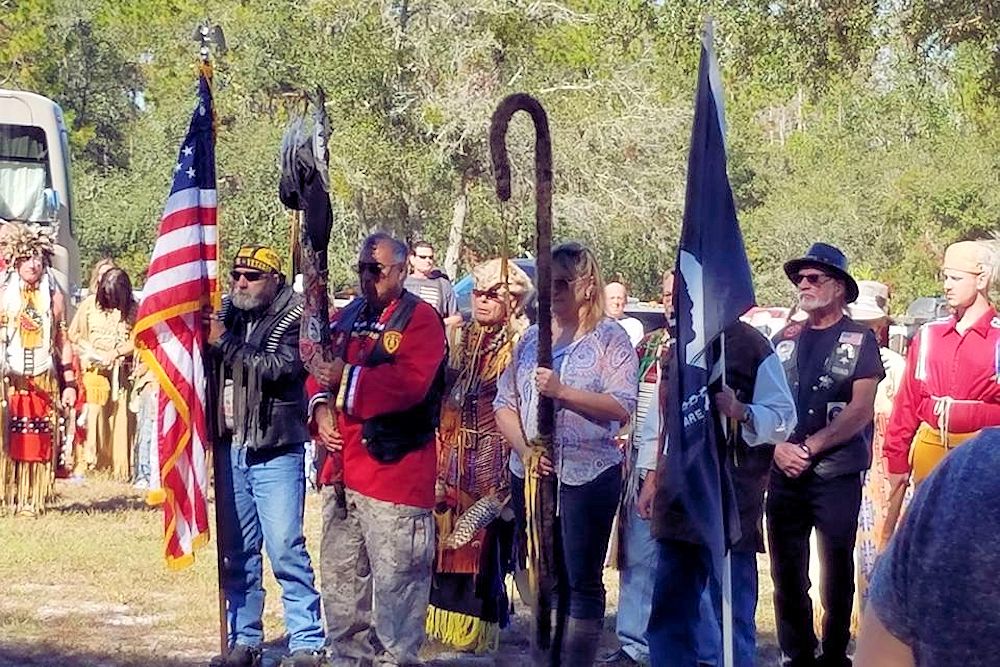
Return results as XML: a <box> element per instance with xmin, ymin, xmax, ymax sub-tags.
<box><xmin>563</xmin><ymin>617</ymin><xmax>604</xmax><ymax>666</ymax></box>
<box><xmin>209</xmin><ymin>644</ymin><xmax>262</xmax><ymax>667</ymax></box>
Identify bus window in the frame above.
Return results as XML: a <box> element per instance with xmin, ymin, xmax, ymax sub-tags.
<box><xmin>58</xmin><ymin>119</ymin><xmax>74</xmax><ymax>234</ymax></box>
<box><xmin>0</xmin><ymin>124</ymin><xmax>52</xmax><ymax>222</ymax></box>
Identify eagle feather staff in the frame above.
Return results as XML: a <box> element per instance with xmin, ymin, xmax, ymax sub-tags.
<box><xmin>278</xmin><ymin>88</ymin><xmax>344</xmax><ymax>502</ymax></box>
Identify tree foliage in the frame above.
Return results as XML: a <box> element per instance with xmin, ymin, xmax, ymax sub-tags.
<box><xmin>2</xmin><ymin>0</ymin><xmax>998</xmax><ymax>312</ymax></box>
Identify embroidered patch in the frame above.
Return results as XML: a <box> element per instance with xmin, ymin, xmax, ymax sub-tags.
<box><xmin>826</xmin><ymin>401</ymin><xmax>846</xmax><ymax>424</ymax></box>
<box><xmin>782</xmin><ymin>324</ymin><xmax>802</xmax><ymax>340</ymax></box>
<box><xmin>306</xmin><ymin>317</ymin><xmax>324</xmax><ymax>342</ymax></box>
<box><xmin>383</xmin><ymin>330</ymin><xmax>403</xmax><ymax>354</ymax></box>
<box><xmin>775</xmin><ymin>340</ymin><xmax>796</xmax><ymax>362</ymax></box>
<box><xmin>991</xmin><ymin>317</ymin><xmax>1000</xmax><ymax>329</ymax></box>
<box><xmin>839</xmin><ymin>331</ymin><xmax>863</xmax><ymax>345</ymax></box>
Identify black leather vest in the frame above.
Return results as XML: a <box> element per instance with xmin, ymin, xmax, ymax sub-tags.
<box><xmin>335</xmin><ymin>291</ymin><xmax>446</xmax><ymax>463</ymax></box>
<box><xmin>772</xmin><ymin>318</ymin><xmax>873</xmax><ymax>478</ymax></box>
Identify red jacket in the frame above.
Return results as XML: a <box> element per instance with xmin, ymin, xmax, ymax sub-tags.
<box><xmin>307</xmin><ymin>295</ymin><xmax>446</xmax><ymax>508</ymax></box>
<box><xmin>884</xmin><ymin>308</ymin><xmax>1000</xmax><ymax>473</ymax></box>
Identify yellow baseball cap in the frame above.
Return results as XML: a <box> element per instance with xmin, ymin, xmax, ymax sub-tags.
<box><xmin>233</xmin><ymin>245</ymin><xmax>282</xmax><ymax>274</ymax></box>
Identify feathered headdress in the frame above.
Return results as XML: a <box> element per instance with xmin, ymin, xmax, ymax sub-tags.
<box><xmin>0</xmin><ymin>221</ymin><xmax>56</xmax><ymax>264</ymax></box>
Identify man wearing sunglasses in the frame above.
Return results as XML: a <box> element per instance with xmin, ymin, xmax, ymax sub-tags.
<box><xmin>307</xmin><ymin>232</ymin><xmax>447</xmax><ymax>666</ymax></box>
<box><xmin>209</xmin><ymin>245</ymin><xmax>326</xmax><ymax>667</ymax></box>
<box><xmin>405</xmin><ymin>240</ymin><xmax>462</xmax><ymax>328</ymax></box>
<box><xmin>767</xmin><ymin>242</ymin><xmax>884</xmax><ymax>667</ymax></box>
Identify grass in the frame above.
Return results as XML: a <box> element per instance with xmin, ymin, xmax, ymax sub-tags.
<box><xmin>0</xmin><ymin>476</ymin><xmax>781</xmax><ymax>666</ymax></box>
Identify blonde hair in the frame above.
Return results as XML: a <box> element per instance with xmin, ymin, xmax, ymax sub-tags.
<box><xmin>89</xmin><ymin>258</ymin><xmax>116</xmax><ymax>293</ymax></box>
<box><xmin>552</xmin><ymin>242</ymin><xmax>605</xmax><ymax>334</ymax></box>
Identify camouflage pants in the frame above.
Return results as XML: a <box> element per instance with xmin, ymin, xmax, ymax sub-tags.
<box><xmin>321</xmin><ymin>486</ymin><xmax>434</xmax><ymax>666</ymax></box>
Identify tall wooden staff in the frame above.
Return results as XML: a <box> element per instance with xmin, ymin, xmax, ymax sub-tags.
<box><xmin>278</xmin><ymin>88</ymin><xmax>344</xmax><ymax>502</ymax></box>
<box><xmin>489</xmin><ymin>93</ymin><xmax>559</xmax><ymax>663</ymax></box>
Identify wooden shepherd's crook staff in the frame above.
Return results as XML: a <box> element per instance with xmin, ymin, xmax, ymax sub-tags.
<box><xmin>489</xmin><ymin>93</ymin><xmax>560</xmax><ymax>664</ymax></box>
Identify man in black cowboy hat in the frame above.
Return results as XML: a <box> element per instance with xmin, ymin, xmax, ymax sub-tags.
<box><xmin>767</xmin><ymin>243</ymin><xmax>885</xmax><ymax>667</ymax></box>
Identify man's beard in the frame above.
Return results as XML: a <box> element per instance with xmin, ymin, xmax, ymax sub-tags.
<box><xmin>231</xmin><ymin>283</ymin><xmax>277</xmax><ymax>311</ymax></box>
<box><xmin>798</xmin><ymin>292</ymin><xmax>832</xmax><ymax>312</ymax></box>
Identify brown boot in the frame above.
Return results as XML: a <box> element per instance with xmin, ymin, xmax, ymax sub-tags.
<box><xmin>563</xmin><ymin>617</ymin><xmax>604</xmax><ymax>666</ymax></box>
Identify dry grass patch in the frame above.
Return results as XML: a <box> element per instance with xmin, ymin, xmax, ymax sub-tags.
<box><xmin>0</xmin><ymin>476</ymin><xmax>780</xmax><ymax>666</ymax></box>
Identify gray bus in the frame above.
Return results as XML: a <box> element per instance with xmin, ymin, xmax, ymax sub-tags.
<box><xmin>0</xmin><ymin>89</ymin><xmax>82</xmax><ymax>305</ymax></box>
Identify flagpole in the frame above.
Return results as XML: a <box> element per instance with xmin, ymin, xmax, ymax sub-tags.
<box><xmin>720</xmin><ymin>330</ymin><xmax>734</xmax><ymax>667</ymax></box>
<box><xmin>194</xmin><ymin>22</ymin><xmax>230</xmax><ymax>659</ymax></box>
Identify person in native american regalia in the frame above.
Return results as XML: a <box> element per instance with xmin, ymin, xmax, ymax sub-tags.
<box><xmin>426</xmin><ymin>258</ymin><xmax>533</xmax><ymax>655</ymax></box>
<box><xmin>0</xmin><ymin>221</ymin><xmax>76</xmax><ymax>515</ymax></box>
<box><xmin>68</xmin><ymin>265</ymin><xmax>137</xmax><ymax>481</ymax></box>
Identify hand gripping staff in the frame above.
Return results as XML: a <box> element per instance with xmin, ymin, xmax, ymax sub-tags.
<box><xmin>489</xmin><ymin>93</ymin><xmax>561</xmax><ymax>664</ymax></box>
<box><xmin>278</xmin><ymin>88</ymin><xmax>346</xmax><ymax>513</ymax></box>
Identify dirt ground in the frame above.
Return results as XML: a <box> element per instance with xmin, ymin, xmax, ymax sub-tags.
<box><xmin>0</xmin><ymin>476</ymin><xmax>781</xmax><ymax>666</ymax></box>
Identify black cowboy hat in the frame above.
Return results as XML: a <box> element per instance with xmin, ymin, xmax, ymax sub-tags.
<box><xmin>783</xmin><ymin>242</ymin><xmax>859</xmax><ymax>304</ymax></box>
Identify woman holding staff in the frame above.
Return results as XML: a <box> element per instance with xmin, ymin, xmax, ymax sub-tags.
<box><xmin>495</xmin><ymin>242</ymin><xmax>638</xmax><ymax>664</ymax></box>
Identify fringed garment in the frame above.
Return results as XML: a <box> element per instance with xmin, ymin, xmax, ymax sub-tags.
<box><xmin>0</xmin><ymin>274</ymin><xmax>62</xmax><ymax>515</ymax></box>
<box><xmin>427</xmin><ymin>322</ymin><xmax>516</xmax><ymax>654</ymax></box>
<box><xmin>68</xmin><ymin>295</ymin><xmax>134</xmax><ymax>480</ymax></box>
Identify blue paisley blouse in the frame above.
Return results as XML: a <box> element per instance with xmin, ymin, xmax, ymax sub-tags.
<box><xmin>494</xmin><ymin>317</ymin><xmax>639</xmax><ymax>486</ymax></box>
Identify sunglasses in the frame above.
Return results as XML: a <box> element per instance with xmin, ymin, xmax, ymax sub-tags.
<box><xmin>357</xmin><ymin>261</ymin><xmax>396</xmax><ymax>277</ymax></box>
<box><xmin>793</xmin><ymin>273</ymin><xmax>832</xmax><ymax>286</ymax></box>
<box><xmin>230</xmin><ymin>270</ymin><xmax>267</xmax><ymax>282</ymax></box>
<box><xmin>553</xmin><ymin>277</ymin><xmax>581</xmax><ymax>291</ymax></box>
<box><xmin>415</xmin><ymin>254</ymin><xmax>434</xmax><ymax>260</ymax></box>
<box><xmin>473</xmin><ymin>288</ymin><xmax>503</xmax><ymax>301</ymax></box>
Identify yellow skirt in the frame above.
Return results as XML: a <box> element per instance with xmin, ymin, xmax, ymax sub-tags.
<box><xmin>910</xmin><ymin>423</ymin><xmax>978</xmax><ymax>485</ymax></box>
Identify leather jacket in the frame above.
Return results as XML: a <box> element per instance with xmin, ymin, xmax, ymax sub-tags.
<box><xmin>211</xmin><ymin>285</ymin><xmax>309</xmax><ymax>450</ymax></box>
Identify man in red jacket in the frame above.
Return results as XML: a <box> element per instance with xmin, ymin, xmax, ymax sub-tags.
<box><xmin>885</xmin><ymin>240</ymin><xmax>1000</xmax><ymax>490</ymax></box>
<box><xmin>307</xmin><ymin>232</ymin><xmax>447</xmax><ymax>666</ymax></box>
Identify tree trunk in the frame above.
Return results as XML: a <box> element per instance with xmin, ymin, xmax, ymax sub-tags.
<box><xmin>443</xmin><ymin>174</ymin><xmax>470</xmax><ymax>280</ymax></box>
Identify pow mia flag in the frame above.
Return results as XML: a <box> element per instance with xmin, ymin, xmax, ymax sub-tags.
<box><xmin>662</xmin><ymin>24</ymin><xmax>756</xmax><ymax>559</ymax></box>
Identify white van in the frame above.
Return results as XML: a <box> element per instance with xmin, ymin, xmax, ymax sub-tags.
<box><xmin>0</xmin><ymin>89</ymin><xmax>82</xmax><ymax>306</ymax></box>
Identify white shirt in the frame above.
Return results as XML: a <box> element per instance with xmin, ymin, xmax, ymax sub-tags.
<box><xmin>616</xmin><ymin>316</ymin><xmax>645</xmax><ymax>347</ymax></box>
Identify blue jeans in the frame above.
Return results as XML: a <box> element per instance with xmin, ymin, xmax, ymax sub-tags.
<box><xmin>133</xmin><ymin>390</ymin><xmax>156</xmax><ymax>483</ymax></box>
<box><xmin>648</xmin><ymin>540</ymin><xmax>714</xmax><ymax>667</ymax></box>
<box><xmin>694</xmin><ymin>550</ymin><xmax>759</xmax><ymax>667</ymax></box>
<box><xmin>510</xmin><ymin>464</ymin><xmax>622</xmax><ymax>620</ymax></box>
<box><xmin>217</xmin><ymin>441</ymin><xmax>325</xmax><ymax>652</ymax></box>
<box><xmin>615</xmin><ymin>500</ymin><xmax>658</xmax><ymax>664</ymax></box>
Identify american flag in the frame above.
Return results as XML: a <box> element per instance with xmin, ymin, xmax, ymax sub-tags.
<box><xmin>134</xmin><ymin>64</ymin><xmax>218</xmax><ymax>570</ymax></box>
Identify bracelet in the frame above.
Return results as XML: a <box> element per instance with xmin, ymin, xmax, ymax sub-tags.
<box><xmin>799</xmin><ymin>443</ymin><xmax>813</xmax><ymax>459</ymax></box>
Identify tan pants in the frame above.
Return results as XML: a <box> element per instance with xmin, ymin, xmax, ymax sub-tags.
<box><xmin>910</xmin><ymin>423</ymin><xmax>978</xmax><ymax>485</ymax></box>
